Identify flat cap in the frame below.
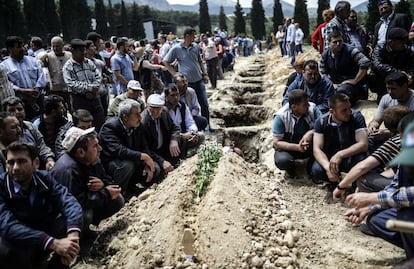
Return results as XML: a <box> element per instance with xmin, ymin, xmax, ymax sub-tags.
<box><xmin>388</xmin><ymin>27</ymin><xmax>408</xmax><ymax>40</ymax></box>
<box><xmin>70</xmin><ymin>38</ymin><xmax>86</xmax><ymax>47</ymax></box>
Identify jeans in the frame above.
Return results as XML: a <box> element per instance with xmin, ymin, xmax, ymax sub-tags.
<box><xmin>274</xmin><ymin>149</ymin><xmax>311</xmax><ymax>172</ymax></box>
<box><xmin>279</xmin><ymin>41</ymin><xmax>286</xmax><ymax>56</ymax></box>
<box><xmin>356</xmin><ymin>171</ymin><xmax>392</xmax><ymax>193</ymax></box>
<box><xmin>367</xmin><ymin>207</ymin><xmax>414</xmax><ymax>259</ymax></box>
<box><xmin>188</xmin><ymin>80</ymin><xmax>210</xmax><ymax>126</ymax></box>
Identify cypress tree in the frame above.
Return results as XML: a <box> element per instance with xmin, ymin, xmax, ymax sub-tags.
<box><xmin>107</xmin><ymin>0</ymin><xmax>116</xmax><ymax>36</ymax></box>
<box><xmin>234</xmin><ymin>0</ymin><xmax>246</xmax><ymax>35</ymax></box>
<box><xmin>44</xmin><ymin>0</ymin><xmax>60</xmax><ymax>39</ymax></box>
<box><xmin>130</xmin><ymin>1</ymin><xmax>145</xmax><ymax>39</ymax></box>
<box><xmin>60</xmin><ymin>0</ymin><xmax>91</xmax><ymax>40</ymax></box>
<box><xmin>316</xmin><ymin>0</ymin><xmax>330</xmax><ymax>25</ymax></box>
<box><xmin>199</xmin><ymin>0</ymin><xmax>212</xmax><ymax>34</ymax></box>
<box><xmin>219</xmin><ymin>6</ymin><xmax>228</xmax><ymax>31</ymax></box>
<box><xmin>250</xmin><ymin>0</ymin><xmax>266</xmax><ymax>40</ymax></box>
<box><xmin>366</xmin><ymin>0</ymin><xmax>380</xmax><ymax>33</ymax></box>
<box><xmin>120</xmin><ymin>0</ymin><xmax>129</xmax><ymax>37</ymax></box>
<box><xmin>95</xmin><ymin>0</ymin><xmax>109</xmax><ymax>39</ymax></box>
<box><xmin>273</xmin><ymin>0</ymin><xmax>284</xmax><ymax>33</ymax></box>
<box><xmin>24</xmin><ymin>0</ymin><xmax>47</xmax><ymax>39</ymax></box>
<box><xmin>395</xmin><ymin>0</ymin><xmax>412</xmax><ymax>21</ymax></box>
<box><xmin>0</xmin><ymin>0</ymin><xmax>25</xmax><ymax>44</ymax></box>
<box><xmin>293</xmin><ymin>0</ymin><xmax>309</xmax><ymax>38</ymax></box>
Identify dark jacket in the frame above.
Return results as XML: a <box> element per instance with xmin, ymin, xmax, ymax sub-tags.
<box><xmin>140</xmin><ymin>108</ymin><xmax>182</xmax><ymax>164</ymax></box>
<box><xmin>374</xmin><ymin>13</ymin><xmax>412</xmax><ymax>46</ymax></box>
<box><xmin>371</xmin><ymin>45</ymin><xmax>414</xmax><ymax>77</ymax></box>
<box><xmin>283</xmin><ymin>74</ymin><xmax>335</xmax><ymax>113</ymax></box>
<box><xmin>99</xmin><ymin>117</ymin><xmax>160</xmax><ymax>166</ymax></box>
<box><xmin>320</xmin><ymin>44</ymin><xmax>370</xmax><ymax>84</ymax></box>
<box><xmin>22</xmin><ymin>121</ymin><xmax>55</xmax><ymax>163</ymax></box>
<box><xmin>0</xmin><ymin>170</ymin><xmax>82</xmax><ymax>249</ymax></box>
<box><xmin>51</xmin><ymin>153</ymin><xmax>111</xmax><ymax>209</ymax></box>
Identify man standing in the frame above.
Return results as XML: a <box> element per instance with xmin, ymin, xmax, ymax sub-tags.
<box><xmin>40</xmin><ymin>36</ymin><xmax>72</xmax><ymax>107</ymax></box>
<box><xmin>346</xmin><ymin>9</ymin><xmax>370</xmax><ymax>55</ymax></box>
<box><xmin>163</xmin><ymin>28</ymin><xmax>212</xmax><ymax>131</ymax></box>
<box><xmin>374</xmin><ymin>0</ymin><xmax>411</xmax><ymax>47</ymax></box>
<box><xmin>312</xmin><ymin>93</ymin><xmax>368</xmax><ymax>184</ymax></box>
<box><xmin>323</xmin><ymin>1</ymin><xmax>352</xmax><ymax>50</ymax></box>
<box><xmin>0</xmin><ymin>36</ymin><xmax>47</xmax><ymax>121</ymax></box>
<box><xmin>63</xmin><ymin>39</ymin><xmax>105</xmax><ymax>130</ymax></box>
<box><xmin>283</xmin><ymin>60</ymin><xmax>335</xmax><ymax>113</ymax></box>
<box><xmin>273</xmin><ymin>90</ymin><xmax>321</xmax><ymax>178</ymax></box>
<box><xmin>52</xmin><ymin>127</ymin><xmax>124</xmax><ymax>233</ymax></box>
<box><xmin>111</xmin><ymin>38</ymin><xmax>138</xmax><ymax>94</ymax></box>
<box><xmin>0</xmin><ymin>142</ymin><xmax>82</xmax><ymax>268</ymax></box>
<box><xmin>285</xmin><ymin>18</ymin><xmax>296</xmax><ymax>67</ymax></box>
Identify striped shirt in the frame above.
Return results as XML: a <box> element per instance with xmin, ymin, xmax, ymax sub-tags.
<box><xmin>62</xmin><ymin>58</ymin><xmax>101</xmax><ymax>95</ymax></box>
<box><xmin>371</xmin><ymin>135</ymin><xmax>401</xmax><ymax>167</ymax></box>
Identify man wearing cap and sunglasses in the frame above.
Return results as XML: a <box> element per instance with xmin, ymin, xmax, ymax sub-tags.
<box><xmin>345</xmin><ymin>121</ymin><xmax>414</xmax><ymax>260</ymax></box>
<box><xmin>107</xmin><ymin>80</ymin><xmax>145</xmax><ymax>118</ymax></box>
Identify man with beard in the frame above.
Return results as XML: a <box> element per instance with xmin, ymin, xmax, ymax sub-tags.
<box><xmin>111</xmin><ymin>38</ymin><xmax>138</xmax><ymax>94</ymax></box>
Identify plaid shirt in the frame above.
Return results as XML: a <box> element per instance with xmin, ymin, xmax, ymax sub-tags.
<box><xmin>370</xmin><ymin>167</ymin><xmax>414</xmax><ymax>212</ymax></box>
<box><xmin>62</xmin><ymin>58</ymin><xmax>101</xmax><ymax>95</ymax></box>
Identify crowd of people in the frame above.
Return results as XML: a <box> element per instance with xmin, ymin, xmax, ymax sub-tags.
<box><xmin>0</xmin><ymin>26</ymin><xmax>240</xmax><ymax>267</ymax></box>
<box><xmin>273</xmin><ymin>0</ymin><xmax>414</xmax><ymax>264</ymax></box>
<box><xmin>1</xmin><ymin>0</ymin><xmax>414</xmax><ymax>266</ymax></box>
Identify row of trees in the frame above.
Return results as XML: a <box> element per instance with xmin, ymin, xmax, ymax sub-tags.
<box><xmin>1</xmin><ymin>0</ymin><xmax>413</xmax><ymax>47</ymax></box>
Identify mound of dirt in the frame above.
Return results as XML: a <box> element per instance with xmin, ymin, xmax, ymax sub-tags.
<box><xmin>74</xmin><ymin>47</ymin><xmax>405</xmax><ymax>269</ymax></box>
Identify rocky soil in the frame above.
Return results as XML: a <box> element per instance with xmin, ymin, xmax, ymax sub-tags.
<box><xmin>73</xmin><ymin>48</ymin><xmax>406</xmax><ymax>269</ymax></box>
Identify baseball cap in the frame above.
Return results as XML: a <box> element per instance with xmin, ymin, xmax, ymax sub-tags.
<box><xmin>127</xmin><ymin>80</ymin><xmax>143</xmax><ymax>91</ymax></box>
<box><xmin>62</xmin><ymin>127</ymin><xmax>95</xmax><ymax>152</ymax></box>
<box><xmin>147</xmin><ymin>94</ymin><xmax>165</xmax><ymax>107</ymax></box>
<box><xmin>388</xmin><ymin>122</ymin><xmax>414</xmax><ymax>167</ymax></box>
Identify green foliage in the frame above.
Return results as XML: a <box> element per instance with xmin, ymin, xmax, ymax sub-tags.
<box><xmin>60</xmin><ymin>0</ymin><xmax>91</xmax><ymax>41</ymax></box>
<box><xmin>273</xmin><ymin>0</ymin><xmax>284</xmax><ymax>33</ymax></box>
<box><xmin>95</xmin><ymin>0</ymin><xmax>109</xmax><ymax>39</ymax></box>
<box><xmin>316</xmin><ymin>0</ymin><xmax>330</xmax><ymax>25</ymax></box>
<box><xmin>194</xmin><ymin>143</ymin><xmax>222</xmax><ymax>203</ymax></box>
<box><xmin>234</xmin><ymin>0</ymin><xmax>246</xmax><ymax>35</ymax></box>
<box><xmin>120</xmin><ymin>0</ymin><xmax>129</xmax><ymax>37</ymax></box>
<box><xmin>219</xmin><ymin>6</ymin><xmax>228</xmax><ymax>31</ymax></box>
<box><xmin>0</xmin><ymin>0</ymin><xmax>25</xmax><ymax>43</ymax></box>
<box><xmin>294</xmin><ymin>0</ymin><xmax>310</xmax><ymax>38</ymax></box>
<box><xmin>395</xmin><ymin>0</ymin><xmax>412</xmax><ymax>21</ymax></box>
<box><xmin>45</xmin><ymin>0</ymin><xmax>60</xmax><ymax>38</ymax></box>
<box><xmin>199</xmin><ymin>0</ymin><xmax>212</xmax><ymax>34</ymax></box>
<box><xmin>24</xmin><ymin>0</ymin><xmax>48</xmax><ymax>38</ymax></box>
<box><xmin>366</xmin><ymin>0</ymin><xmax>380</xmax><ymax>33</ymax></box>
<box><xmin>129</xmin><ymin>1</ymin><xmax>145</xmax><ymax>40</ymax></box>
<box><xmin>250</xmin><ymin>0</ymin><xmax>266</xmax><ymax>39</ymax></box>
<box><xmin>107</xmin><ymin>0</ymin><xmax>116</xmax><ymax>36</ymax></box>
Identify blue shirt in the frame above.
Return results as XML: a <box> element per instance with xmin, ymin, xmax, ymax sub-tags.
<box><xmin>0</xmin><ymin>56</ymin><xmax>46</xmax><ymax>90</ymax></box>
<box><xmin>164</xmin><ymin>42</ymin><xmax>203</xmax><ymax>83</ymax></box>
<box><xmin>110</xmin><ymin>52</ymin><xmax>134</xmax><ymax>93</ymax></box>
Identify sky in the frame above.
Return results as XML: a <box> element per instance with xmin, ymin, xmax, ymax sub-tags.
<box><xmin>166</xmin><ymin>0</ymin><xmax>366</xmax><ymax>8</ymax></box>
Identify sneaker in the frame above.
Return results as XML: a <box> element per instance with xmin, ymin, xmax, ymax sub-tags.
<box><xmin>360</xmin><ymin>223</ymin><xmax>377</xmax><ymax>237</ymax></box>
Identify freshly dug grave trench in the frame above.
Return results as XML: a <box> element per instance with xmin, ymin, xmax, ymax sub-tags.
<box><xmin>211</xmin><ymin>105</ymin><xmax>273</xmax><ymax>127</ymax></box>
<box><xmin>74</xmin><ymin>153</ymin><xmax>300</xmax><ymax>269</ymax></box>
